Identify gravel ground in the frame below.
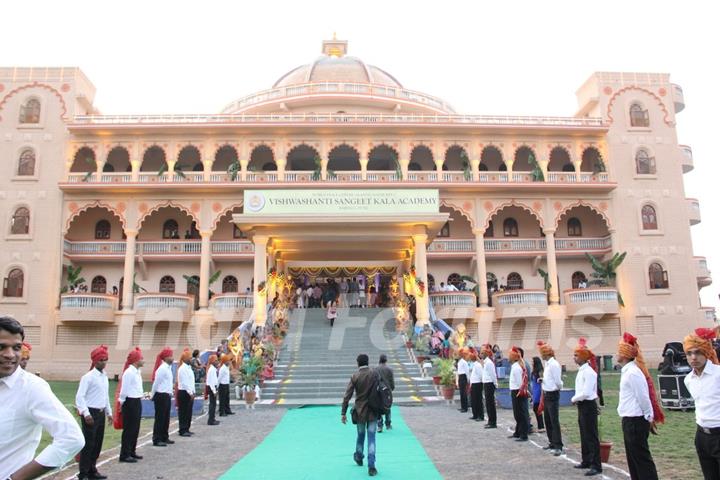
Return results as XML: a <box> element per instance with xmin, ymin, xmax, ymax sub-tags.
<box><xmin>400</xmin><ymin>403</ymin><xmax>630</xmax><ymax>480</ymax></box>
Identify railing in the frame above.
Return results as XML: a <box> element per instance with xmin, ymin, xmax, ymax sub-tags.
<box><xmin>100</xmin><ymin>172</ymin><xmax>132</xmax><ymax>183</ymax></box>
<box><xmin>485</xmin><ymin>238</ymin><xmax>546</xmax><ymax>252</ymax></box>
<box><xmin>679</xmin><ymin>144</ymin><xmax>694</xmax><ymax>173</ymax></box>
<box><xmin>63</xmin><ymin>240</ymin><xmax>254</xmax><ymax>256</ymax></box>
<box><xmin>59</xmin><ymin>294</ymin><xmax>118</xmax><ymax>322</ymax></box>
<box><xmin>478</xmin><ymin>171</ymin><xmax>509</xmax><ymax>182</ymax></box>
<box><xmin>246</xmin><ymin>172</ymin><xmax>278</xmax><ymax>182</ymax></box>
<box><xmin>139</xmin><ymin>241</ymin><xmax>202</xmax><ymax>255</ymax></box>
<box><xmin>407</xmin><ymin>172</ymin><xmax>439</xmax><ymax>182</ymax></box>
<box><xmin>209</xmin><ymin>172</ymin><xmax>231</xmax><ymax>182</ymax></box>
<box><xmin>547</xmin><ymin>172</ymin><xmax>577</xmax><ymax>183</ymax></box>
<box><xmin>366</xmin><ymin>171</ymin><xmax>400</xmax><ymax>182</ymax></box>
<box><xmin>512</xmin><ymin>172</ymin><xmax>534</xmax><ymax>182</ymax></box>
<box><xmin>210</xmin><ymin>294</ymin><xmax>254</xmax><ymax>309</ymax></box>
<box><xmin>441</xmin><ymin>171</ymin><xmax>472</xmax><ymax>182</ymax></box>
<box><xmin>138</xmin><ymin>172</ymin><xmax>169</xmax><ymax>183</ymax></box>
<box><xmin>211</xmin><ymin>241</ymin><xmax>254</xmax><ymax>254</ymax></box>
<box><xmin>327</xmin><ymin>172</ymin><xmax>363</xmax><ymax>182</ymax></box>
<box><xmin>284</xmin><ymin>171</ymin><xmax>316</xmax><ymax>182</ymax></box>
<box><xmin>66</xmin><ymin>172</ymin><xmax>95</xmax><ymax>183</ymax></box>
<box><xmin>428</xmin><ymin>239</ymin><xmax>475</xmax><ymax>253</ymax></box>
<box><xmin>579</xmin><ymin>172</ymin><xmax>609</xmax><ymax>182</ymax></box>
<box><xmin>695</xmin><ymin>257</ymin><xmax>711</xmax><ymax>277</ymax></box>
<box><xmin>493</xmin><ymin>290</ymin><xmax>548</xmax><ymax>306</ymax></box>
<box><xmin>688</xmin><ymin>198</ymin><xmax>701</xmax><ymax>224</ymax></box>
<box><xmin>554</xmin><ymin>236</ymin><xmax>612</xmax><ymax>251</ymax></box>
<box><xmin>563</xmin><ymin>287</ymin><xmax>620</xmax><ymax>317</ymax></box>
<box><xmin>671</xmin><ymin>83</ymin><xmax>685</xmax><ymax>112</ymax></box>
<box><xmin>64</xmin><ymin>240</ymin><xmax>126</xmax><ymax>255</ymax></box>
<box><xmin>429</xmin><ymin>291</ymin><xmax>476</xmax><ymax>307</ymax></box>
<box><xmin>135</xmin><ymin>293</ymin><xmax>193</xmax><ymax>322</ymax></box>
<box><xmin>565</xmin><ymin>288</ymin><xmax>619</xmax><ymax>304</ymax></box>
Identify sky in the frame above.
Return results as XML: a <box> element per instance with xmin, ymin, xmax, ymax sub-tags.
<box><xmin>2</xmin><ymin>0</ymin><xmax>718</xmax><ymax>308</ymax></box>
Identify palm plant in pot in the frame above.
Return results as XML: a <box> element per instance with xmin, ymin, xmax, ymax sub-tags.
<box><xmin>238</xmin><ymin>356</ymin><xmax>263</xmax><ymax>405</ymax></box>
<box><xmin>433</xmin><ymin>358</ymin><xmax>456</xmax><ymax>400</ymax></box>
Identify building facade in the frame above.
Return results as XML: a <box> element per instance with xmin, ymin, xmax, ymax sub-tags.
<box><xmin>0</xmin><ymin>38</ymin><xmax>714</xmax><ymax>378</ymax></box>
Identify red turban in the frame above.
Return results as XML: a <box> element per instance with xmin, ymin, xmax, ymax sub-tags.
<box><xmin>220</xmin><ymin>353</ymin><xmax>234</xmax><ymax>365</ymax></box>
<box><xmin>113</xmin><ymin>347</ymin><xmax>143</xmax><ymax>430</ymax></box>
<box><xmin>509</xmin><ymin>346</ymin><xmax>529</xmax><ymax>397</ymax></box>
<box><xmin>537</xmin><ymin>340</ymin><xmax>555</xmax><ymax>358</ymax></box>
<box><xmin>152</xmin><ymin>347</ymin><xmax>174</xmax><ymax>382</ymax></box>
<box><xmin>90</xmin><ymin>345</ymin><xmax>109</xmax><ymax>370</ymax></box>
<box><xmin>683</xmin><ymin>328</ymin><xmax>720</xmax><ymax>365</ymax></box>
<box><xmin>481</xmin><ymin>344</ymin><xmax>493</xmax><ymax>358</ymax></box>
<box><xmin>206</xmin><ymin>354</ymin><xmax>218</xmax><ymax>374</ymax></box>
<box><xmin>617</xmin><ymin>332</ymin><xmax>665</xmax><ymax>424</ymax></box>
<box><xmin>21</xmin><ymin>342</ymin><xmax>32</xmax><ymax>360</ymax></box>
<box><xmin>509</xmin><ymin>346</ymin><xmax>522</xmax><ymax>362</ymax></box>
<box><xmin>574</xmin><ymin>337</ymin><xmax>597</xmax><ymax>372</ymax></box>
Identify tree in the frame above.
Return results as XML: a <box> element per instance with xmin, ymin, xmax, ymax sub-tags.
<box><xmin>132</xmin><ymin>273</ymin><xmax>147</xmax><ymax>294</ymax></box>
<box><xmin>183</xmin><ymin>270</ymin><xmax>222</xmax><ymax>299</ymax></box>
<box><xmin>227</xmin><ymin>158</ymin><xmax>241</xmax><ymax>181</ymax></box>
<box><xmin>529</xmin><ymin>152</ymin><xmax>544</xmax><ymax>182</ymax></box>
<box><xmin>60</xmin><ymin>265</ymin><xmax>86</xmax><ymax>293</ymax></box>
<box><xmin>537</xmin><ymin>268</ymin><xmax>552</xmax><ymax>294</ymax></box>
<box><xmin>460</xmin><ymin>151</ymin><xmax>472</xmax><ymax>181</ymax></box>
<box><xmin>585</xmin><ymin>252</ymin><xmax>627</xmax><ymax>306</ymax></box>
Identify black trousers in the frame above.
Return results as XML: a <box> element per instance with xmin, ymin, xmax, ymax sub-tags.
<box><xmin>533</xmin><ymin>401</ymin><xmax>545</xmax><ymax>430</ymax></box>
<box><xmin>79</xmin><ymin>408</ymin><xmax>105</xmax><ymax>476</ymax></box>
<box><xmin>622</xmin><ymin>416</ymin><xmax>658</xmax><ymax>480</ymax></box>
<box><xmin>458</xmin><ymin>374</ymin><xmax>468</xmax><ymax>411</ymax></box>
<box><xmin>177</xmin><ymin>390</ymin><xmax>193</xmax><ymax>434</ymax></box>
<box><xmin>207</xmin><ymin>388</ymin><xmax>217</xmax><ymax>423</ymax></box>
<box><xmin>120</xmin><ymin>398</ymin><xmax>141</xmax><ymax>459</ymax></box>
<box><xmin>470</xmin><ymin>382</ymin><xmax>484</xmax><ymax>419</ymax></box>
<box><xmin>510</xmin><ymin>390</ymin><xmax>529</xmax><ymax>439</ymax></box>
<box><xmin>577</xmin><ymin>400</ymin><xmax>601</xmax><ymax>470</ymax></box>
<box><xmin>219</xmin><ymin>383</ymin><xmax>233</xmax><ymax>415</ymax></box>
<box><xmin>696</xmin><ymin>427</ymin><xmax>720</xmax><ymax>480</ymax></box>
<box><xmin>543</xmin><ymin>390</ymin><xmax>563</xmax><ymax>449</ymax></box>
<box><xmin>152</xmin><ymin>392</ymin><xmax>171</xmax><ymax>443</ymax></box>
<box><xmin>483</xmin><ymin>383</ymin><xmax>497</xmax><ymax>426</ymax></box>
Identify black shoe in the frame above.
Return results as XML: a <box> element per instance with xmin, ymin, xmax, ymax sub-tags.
<box><xmin>469</xmin><ymin>416</ymin><xmax>478</xmax><ymax>420</ymax></box>
<box><xmin>208</xmin><ymin>420</ymin><xmax>220</xmax><ymax>426</ymax></box>
<box><xmin>119</xmin><ymin>457</ymin><xmax>137</xmax><ymax>463</ymax></box>
<box><xmin>368</xmin><ymin>467</ymin><xmax>378</xmax><ymax>476</ymax></box>
<box><xmin>77</xmin><ymin>475</ymin><xmax>90</xmax><ymax>480</ymax></box>
<box><xmin>516</xmin><ymin>437</ymin><xmax>529</xmax><ymax>442</ymax></box>
<box><xmin>585</xmin><ymin>469</ymin><xmax>602</xmax><ymax>476</ymax></box>
<box><xmin>378</xmin><ymin>426</ymin><xmax>383</xmax><ymax>433</ymax></box>
<box><xmin>153</xmin><ymin>442</ymin><xmax>167</xmax><ymax>447</ymax></box>
<box><xmin>226</xmin><ymin>411</ymin><xmax>235</xmax><ymax>415</ymax></box>
<box><xmin>179</xmin><ymin>432</ymin><xmax>192</xmax><ymax>437</ymax></box>
<box><xmin>386</xmin><ymin>425</ymin><xmax>392</xmax><ymax>430</ymax></box>
<box><xmin>484</xmin><ymin>424</ymin><xmax>497</xmax><ymax>429</ymax></box>
<box><xmin>219</xmin><ymin>413</ymin><xmax>227</xmax><ymax>417</ymax></box>
<box><xmin>354</xmin><ymin>452</ymin><xmax>363</xmax><ymax>466</ymax></box>
<box><xmin>474</xmin><ymin>418</ymin><xmax>482</xmax><ymax>422</ymax></box>
<box><xmin>458</xmin><ymin>408</ymin><xmax>468</xmax><ymax>412</ymax></box>
<box><xmin>542</xmin><ymin>445</ymin><xmax>554</xmax><ymax>450</ymax></box>
<box><xmin>188</xmin><ymin>431</ymin><xmax>195</xmax><ymax>435</ymax></box>
<box><xmin>130</xmin><ymin>453</ymin><xmax>143</xmax><ymax>460</ymax></box>
<box><xmin>89</xmin><ymin>472</ymin><xmax>108</xmax><ymax>479</ymax></box>
<box><xmin>574</xmin><ymin>464</ymin><xmax>590</xmax><ymax>469</ymax></box>
<box><xmin>508</xmin><ymin>434</ymin><xmax>519</xmax><ymax>439</ymax></box>
<box><xmin>164</xmin><ymin>439</ymin><xmax>175</xmax><ymax>444</ymax></box>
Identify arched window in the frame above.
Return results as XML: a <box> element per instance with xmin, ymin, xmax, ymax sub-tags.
<box><xmin>567</xmin><ymin>217</ymin><xmax>582</xmax><ymax>237</ymax></box>
<box><xmin>507</xmin><ymin>272</ymin><xmax>524</xmax><ymax>290</ymax></box>
<box><xmin>503</xmin><ymin>218</ymin><xmax>519</xmax><ymax>237</ymax></box>
<box><xmin>11</xmin><ymin>207</ymin><xmax>30</xmax><ymax>235</ymax></box>
<box><xmin>629</xmin><ymin>103</ymin><xmax>649</xmax><ymax>127</ymax></box>
<box><xmin>408</xmin><ymin>162</ymin><xmax>422</xmax><ymax>171</ymax></box>
<box><xmin>17</xmin><ymin>149</ymin><xmax>36</xmax><ymax>176</ymax></box>
<box><xmin>571</xmin><ymin>271</ymin><xmax>587</xmax><ymax>289</ymax></box>
<box><xmin>438</xmin><ymin>221</ymin><xmax>450</xmax><ymax>238</ymax></box>
<box><xmin>162</xmin><ymin>219</ymin><xmax>179</xmax><ymax>239</ymax></box>
<box><xmin>486</xmin><ymin>273</ymin><xmax>498</xmax><ymax>290</ymax></box>
<box><xmin>447</xmin><ymin>273</ymin><xmax>462</xmax><ymax>289</ymax></box>
<box><xmin>3</xmin><ymin>268</ymin><xmax>24</xmax><ymax>297</ymax></box>
<box><xmin>19</xmin><ymin>98</ymin><xmax>41</xmax><ymax>124</ymax></box>
<box><xmin>95</xmin><ymin>220</ymin><xmax>111</xmax><ymax>239</ymax></box>
<box><xmin>484</xmin><ymin>220</ymin><xmax>494</xmax><ymax>238</ymax></box>
<box><xmin>91</xmin><ymin>276</ymin><xmax>107</xmax><ymax>293</ymax></box>
<box><xmin>233</xmin><ymin>225</ymin><xmax>247</xmax><ymax>239</ymax></box>
<box><xmin>222</xmin><ymin>275</ymin><xmax>238</xmax><ymax>293</ymax></box>
<box><xmin>649</xmin><ymin>263</ymin><xmax>669</xmax><ymax>289</ymax></box>
<box><xmin>635</xmin><ymin>149</ymin><xmax>656</xmax><ymax>175</ymax></box>
<box><xmin>641</xmin><ymin>205</ymin><xmax>658</xmax><ymax>230</ymax></box>
<box><xmin>159</xmin><ymin>275</ymin><xmax>176</xmax><ymax>293</ymax></box>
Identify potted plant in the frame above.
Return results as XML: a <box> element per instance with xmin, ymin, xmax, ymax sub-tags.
<box><xmin>414</xmin><ymin>334</ymin><xmax>430</xmax><ymax>364</ymax></box>
<box><xmin>238</xmin><ymin>356</ymin><xmax>263</xmax><ymax>405</ymax></box>
<box><xmin>598</xmin><ymin>406</ymin><xmax>613</xmax><ymax>462</ymax></box>
<box><xmin>434</xmin><ymin>358</ymin><xmax>456</xmax><ymax>400</ymax></box>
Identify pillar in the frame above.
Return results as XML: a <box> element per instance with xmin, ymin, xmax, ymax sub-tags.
<box><xmin>267</xmin><ymin>245</ymin><xmax>276</xmax><ymax>300</ymax></box>
<box><xmin>470</xmin><ymin>158</ymin><xmax>480</xmax><ymax>182</ymax></box>
<box><xmin>253</xmin><ymin>234</ymin><xmax>269</xmax><ymax>326</ymax></box>
<box><xmin>473</xmin><ymin>229</ymin><xmax>489</xmax><ymax>307</ymax></box>
<box><xmin>203</xmin><ymin>160</ymin><xmax>213</xmax><ymax>182</ymax></box>
<box><xmin>240</xmin><ymin>158</ymin><xmax>249</xmax><ymax>181</ymax></box>
<box><xmin>277</xmin><ymin>158</ymin><xmax>287</xmax><ymax>181</ymax></box>
<box><xmin>122</xmin><ymin>230</ymin><xmax>137</xmax><ymax>311</ymax></box>
<box><xmin>360</xmin><ymin>153</ymin><xmax>368</xmax><ymax>181</ymax></box>
<box><xmin>198</xmin><ymin>230</ymin><xmax>212</xmax><ymax>309</ymax></box>
<box><xmin>399</xmin><ymin>158</ymin><xmax>409</xmax><ymax>181</ymax></box>
<box><xmin>130</xmin><ymin>159</ymin><xmax>140</xmax><ymax>182</ymax></box>
<box><xmin>413</xmin><ymin>228</ymin><xmax>430</xmax><ymax>325</ymax></box>
<box><xmin>573</xmin><ymin>160</ymin><xmax>582</xmax><ymax>182</ymax></box>
<box><xmin>544</xmin><ymin>229</ymin><xmax>559</xmax><ymax>305</ymax></box>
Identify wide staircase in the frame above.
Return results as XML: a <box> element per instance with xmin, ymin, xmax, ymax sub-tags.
<box><xmin>262</xmin><ymin>307</ymin><xmax>439</xmax><ymax>405</ymax></box>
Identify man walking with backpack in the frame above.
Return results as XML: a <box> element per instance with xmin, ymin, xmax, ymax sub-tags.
<box><xmin>375</xmin><ymin>354</ymin><xmax>395</xmax><ymax>432</ymax></box>
<box><xmin>341</xmin><ymin>354</ymin><xmax>379</xmax><ymax>477</ymax></box>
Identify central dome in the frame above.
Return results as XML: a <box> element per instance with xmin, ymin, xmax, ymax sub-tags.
<box><xmin>273</xmin><ymin>55</ymin><xmax>403</xmax><ymax>89</ymax></box>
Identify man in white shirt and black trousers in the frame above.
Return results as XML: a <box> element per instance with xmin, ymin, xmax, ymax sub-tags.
<box><xmin>75</xmin><ymin>344</ymin><xmax>113</xmax><ymax>479</ymax></box>
<box><xmin>537</xmin><ymin>340</ymin><xmax>564</xmax><ymax>455</ymax></box>
<box><xmin>205</xmin><ymin>354</ymin><xmax>220</xmax><ymax>426</ymax></box>
<box><xmin>115</xmin><ymin>347</ymin><xmax>144</xmax><ymax>463</ymax></box>
<box><xmin>508</xmin><ymin>346</ymin><xmax>530</xmax><ymax>441</ymax></box>
<box><xmin>570</xmin><ymin>338</ymin><xmax>602</xmax><ymax>476</ymax></box>
<box><xmin>455</xmin><ymin>348</ymin><xmax>470</xmax><ymax>413</ymax></box>
<box><xmin>683</xmin><ymin>327</ymin><xmax>720</xmax><ymax>479</ymax></box>
<box><xmin>150</xmin><ymin>347</ymin><xmax>175</xmax><ymax>447</ymax></box>
<box><xmin>218</xmin><ymin>354</ymin><xmax>234</xmax><ymax>416</ymax></box>
<box><xmin>468</xmin><ymin>349</ymin><xmax>485</xmax><ymax>422</ymax></box>
<box><xmin>480</xmin><ymin>344</ymin><xmax>498</xmax><ymax>429</ymax></box>
<box><xmin>616</xmin><ymin>332</ymin><xmax>663</xmax><ymax>480</ymax></box>
<box><xmin>0</xmin><ymin>316</ymin><xmax>84</xmax><ymax>480</ymax></box>
<box><xmin>177</xmin><ymin>348</ymin><xmax>196</xmax><ymax>436</ymax></box>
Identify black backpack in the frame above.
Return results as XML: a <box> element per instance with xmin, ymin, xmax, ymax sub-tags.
<box><xmin>368</xmin><ymin>370</ymin><xmax>393</xmax><ymax>415</ymax></box>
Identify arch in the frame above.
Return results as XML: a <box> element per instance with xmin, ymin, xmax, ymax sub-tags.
<box><xmin>512</xmin><ymin>145</ymin><xmax>536</xmax><ymax>172</ymax></box>
<box><xmin>447</xmin><ymin>273</ymin><xmax>462</xmax><ymax>289</ymax></box>
<box><xmin>286</xmin><ymin>144</ymin><xmax>319</xmax><ymax>171</ymax></box>
<box><xmin>409</xmin><ymin>145</ymin><xmax>434</xmax><ymax>171</ymax></box>
<box><xmin>443</xmin><ymin>144</ymin><xmax>468</xmax><ymax>171</ymax></box>
<box><xmin>65</xmin><ymin>202</ymin><xmax>127</xmax><ymax>235</ymax></box>
<box><xmin>0</xmin><ymin>82</ymin><xmax>68</xmax><ymax>120</ymax></box>
<box><xmin>162</xmin><ymin>219</ymin><xmax>180</xmax><ymax>239</ymax></box>
<box><xmin>439</xmin><ymin>200</ymin><xmax>475</xmax><ymax>229</ymax></box>
<box><xmin>212</xmin><ymin>144</ymin><xmax>238</xmax><ymax>171</ymax></box>
<box><xmin>17</xmin><ymin>148</ymin><xmax>36</xmax><ymax>176</ymax></box>
<box><xmin>480</xmin><ymin>145</ymin><xmax>506</xmax><ymax>171</ymax></box>
<box><xmin>438</xmin><ymin>205</ymin><xmax>473</xmax><ymax>237</ymax></box>
<box><xmin>367</xmin><ymin>144</ymin><xmax>398</xmax><ymax>171</ymax></box>
<box><xmin>159</xmin><ymin>275</ymin><xmax>176</xmax><ymax>293</ymax></box>
<box><xmin>140</xmin><ymin>145</ymin><xmax>167</xmax><ymax>172</ymax></box>
<box><xmin>503</xmin><ymin>218</ymin><xmax>519</xmax><ymax>237</ymax></box>
<box><xmin>547</xmin><ymin>146</ymin><xmax>573</xmax><ymax>172</ymax></box>
<box><xmin>327</xmin><ymin>144</ymin><xmax>361</xmax><ymax>171</ymax></box>
<box><xmin>10</xmin><ymin>206</ymin><xmax>30</xmax><ymax>235</ymax></box>
<box><xmin>629</xmin><ymin>102</ymin><xmax>649</xmax><ymax>127</ymax></box>
<box><xmin>484</xmin><ymin>220</ymin><xmax>494</xmax><ymax>238</ymax></box>
<box><xmin>606</xmin><ymin>86</ymin><xmax>672</xmax><ymax>126</ymax></box>
<box><xmin>222</xmin><ymin>275</ymin><xmax>239</xmax><ymax>293</ymax></box>
<box><xmin>648</xmin><ymin>262</ymin><xmax>669</xmax><ymax>289</ymax></box>
<box><xmin>105</xmin><ymin>146</ymin><xmax>131</xmax><ymax>173</ymax></box>
<box><xmin>19</xmin><ymin>97</ymin><xmax>41</xmax><ymax>124</ymax></box>
<box><xmin>248</xmin><ymin>144</ymin><xmax>276</xmax><ymax>172</ymax></box>
<box><xmin>91</xmin><ymin>275</ymin><xmax>107</xmax><ymax>294</ymax></box>
<box><xmin>641</xmin><ymin>204</ymin><xmax>658</xmax><ymax>230</ymax></box>
<box><xmin>137</xmin><ymin>202</ymin><xmax>199</xmax><ymax>232</ymax></box>
<box><xmin>94</xmin><ymin>220</ymin><xmax>111</xmax><ymax>239</ymax></box>
<box><xmin>485</xmin><ymin>201</ymin><xmax>544</xmax><ymax>230</ymax></box>
<box><xmin>567</xmin><ymin>217</ymin><xmax>582</xmax><ymax>237</ymax></box>
<box><xmin>571</xmin><ymin>271</ymin><xmax>587</xmax><ymax>289</ymax></box>
<box><xmin>3</xmin><ymin>267</ymin><xmax>24</xmax><ymax>297</ymax></box>
<box><xmin>635</xmin><ymin>148</ymin><xmax>655</xmax><ymax>175</ymax></box>
<box><xmin>507</xmin><ymin>272</ymin><xmax>524</xmax><ymax>290</ymax></box>
<box><xmin>554</xmin><ymin>201</ymin><xmax>611</xmax><ymax>231</ymax></box>
<box><xmin>176</xmin><ymin>145</ymin><xmax>203</xmax><ymax>172</ymax></box>
<box><xmin>211</xmin><ymin>204</ymin><xmax>244</xmax><ymax>232</ymax></box>
<box><xmin>70</xmin><ymin>146</ymin><xmax>97</xmax><ymax>173</ymax></box>
<box><xmin>581</xmin><ymin>147</ymin><xmax>604</xmax><ymax>172</ymax></box>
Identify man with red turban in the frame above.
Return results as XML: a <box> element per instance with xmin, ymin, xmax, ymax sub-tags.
<box><xmin>218</xmin><ymin>354</ymin><xmax>235</xmax><ymax>416</ymax></box>
<box><xmin>508</xmin><ymin>346</ymin><xmax>530</xmax><ymax>441</ymax></box>
<box><xmin>468</xmin><ymin>348</ymin><xmax>485</xmax><ymax>422</ymax></box>
<box><xmin>570</xmin><ymin>338</ymin><xmax>602</xmax><ymax>476</ymax></box>
<box><xmin>75</xmin><ymin>345</ymin><xmax>111</xmax><ymax>480</ymax></box>
<box><xmin>480</xmin><ymin>344</ymin><xmax>498</xmax><ymax>429</ymax></box>
<box><xmin>115</xmin><ymin>347</ymin><xmax>144</xmax><ymax>463</ymax></box>
<box><xmin>150</xmin><ymin>347</ymin><xmax>174</xmax><ymax>447</ymax></box>
<box><xmin>205</xmin><ymin>354</ymin><xmax>220</xmax><ymax>426</ymax></box>
<box><xmin>683</xmin><ymin>327</ymin><xmax>720</xmax><ymax>479</ymax></box>
<box><xmin>537</xmin><ymin>340</ymin><xmax>563</xmax><ymax>456</ymax></box>
<box><xmin>20</xmin><ymin>341</ymin><xmax>31</xmax><ymax>370</ymax></box>
<box><xmin>455</xmin><ymin>347</ymin><xmax>470</xmax><ymax>413</ymax></box>
<box><xmin>616</xmin><ymin>332</ymin><xmax>661</xmax><ymax>480</ymax></box>
<box><xmin>176</xmin><ymin>348</ymin><xmax>196</xmax><ymax>437</ymax></box>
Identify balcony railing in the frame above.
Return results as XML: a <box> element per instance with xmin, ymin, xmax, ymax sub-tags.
<box><xmin>211</xmin><ymin>241</ymin><xmax>254</xmax><ymax>254</ymax></box>
<box><xmin>671</xmin><ymin>83</ymin><xmax>685</xmax><ymax>113</ymax></box>
<box><xmin>679</xmin><ymin>145</ymin><xmax>694</xmax><ymax>173</ymax></box>
<box><xmin>63</xmin><ymin>240</ymin><xmax>254</xmax><ymax>258</ymax></box>
<box><xmin>554</xmin><ymin>236</ymin><xmax>612</xmax><ymax>251</ymax></box>
<box><xmin>59</xmin><ymin>294</ymin><xmax>118</xmax><ymax>322</ymax></box>
<box><xmin>366</xmin><ymin>171</ymin><xmax>401</xmax><ymax>182</ymax></box>
<box><xmin>428</xmin><ymin>239</ymin><xmax>475</xmax><ymax>253</ymax></box>
<box><xmin>135</xmin><ymin>293</ymin><xmax>194</xmax><ymax>323</ymax></box>
<box><xmin>430</xmin><ymin>291</ymin><xmax>476</xmax><ymax>307</ymax></box>
<box><xmin>564</xmin><ymin>287</ymin><xmax>620</xmax><ymax>318</ymax></box>
<box><xmin>485</xmin><ymin>238</ymin><xmax>546</xmax><ymax>252</ymax></box>
<box><xmin>63</xmin><ymin>240</ymin><xmax>126</xmax><ymax>255</ymax></box>
<box><xmin>547</xmin><ymin>172</ymin><xmax>577</xmax><ymax>183</ymax></box>
<box><xmin>210</xmin><ymin>294</ymin><xmax>254</xmax><ymax>323</ymax></box>
<box><xmin>139</xmin><ymin>241</ymin><xmax>202</xmax><ymax>255</ymax></box>
<box><xmin>493</xmin><ymin>289</ymin><xmax>548</xmax><ymax>320</ymax></box>
<box><xmin>478</xmin><ymin>171</ymin><xmax>509</xmax><ymax>182</ymax></box>
<box><xmin>407</xmin><ymin>172</ymin><xmax>439</xmax><ymax>182</ymax></box>
<box><xmin>688</xmin><ymin>198</ymin><xmax>701</xmax><ymax>225</ymax></box>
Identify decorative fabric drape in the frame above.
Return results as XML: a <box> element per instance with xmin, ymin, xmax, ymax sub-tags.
<box><xmin>288</xmin><ymin>266</ymin><xmax>396</xmax><ymax>277</ymax></box>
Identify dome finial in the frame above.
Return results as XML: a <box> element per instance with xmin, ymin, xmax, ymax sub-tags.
<box><xmin>322</xmin><ymin>35</ymin><xmax>347</xmax><ymax>58</ymax></box>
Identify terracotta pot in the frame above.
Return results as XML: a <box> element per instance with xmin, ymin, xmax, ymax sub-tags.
<box><xmin>244</xmin><ymin>390</ymin><xmax>256</xmax><ymax>405</ymax></box>
<box><xmin>441</xmin><ymin>385</ymin><xmax>455</xmax><ymax>400</ymax></box>
<box><xmin>432</xmin><ymin>375</ymin><xmax>441</xmax><ymax>385</ymax></box>
<box><xmin>599</xmin><ymin>441</ymin><xmax>613</xmax><ymax>463</ymax></box>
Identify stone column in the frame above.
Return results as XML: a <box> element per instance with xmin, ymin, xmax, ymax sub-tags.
<box><xmin>130</xmin><ymin>159</ymin><xmax>140</xmax><ymax>182</ymax></box>
<box><xmin>203</xmin><ymin>160</ymin><xmax>213</xmax><ymax>182</ymax></box>
<box><xmin>473</xmin><ymin>229</ymin><xmax>489</xmax><ymax>307</ymax></box>
<box><xmin>360</xmin><ymin>153</ymin><xmax>368</xmax><ymax>181</ymax></box>
<box><xmin>122</xmin><ymin>230</ymin><xmax>137</xmax><ymax>311</ymax></box>
<box><xmin>544</xmin><ymin>229</ymin><xmax>560</xmax><ymax>305</ymax></box>
<box><xmin>253</xmin><ymin>234</ymin><xmax>269</xmax><ymax>326</ymax></box>
<box><xmin>240</xmin><ymin>158</ymin><xmax>248</xmax><ymax>181</ymax></box>
<box><xmin>413</xmin><ymin>228</ymin><xmax>430</xmax><ymax>325</ymax></box>
<box><xmin>470</xmin><ymin>158</ymin><xmax>480</xmax><ymax>182</ymax></box>
<box><xmin>198</xmin><ymin>230</ymin><xmax>212</xmax><ymax>309</ymax></box>
<box><xmin>277</xmin><ymin>158</ymin><xmax>287</xmax><ymax>181</ymax></box>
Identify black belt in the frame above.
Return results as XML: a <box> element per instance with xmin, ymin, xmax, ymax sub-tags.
<box><xmin>698</xmin><ymin>425</ymin><xmax>720</xmax><ymax>435</ymax></box>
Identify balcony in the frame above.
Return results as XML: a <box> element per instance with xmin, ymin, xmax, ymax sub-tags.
<box><xmin>430</xmin><ymin>291</ymin><xmax>477</xmax><ymax>320</ymax></box>
<box><xmin>427</xmin><ymin>239</ymin><xmax>475</xmax><ymax>255</ymax></box>
<box><xmin>563</xmin><ymin>288</ymin><xmax>619</xmax><ymax>318</ymax></box>
<box><xmin>701</xmin><ymin>307</ymin><xmax>717</xmax><ymax>324</ymax></box>
<box><xmin>687</xmin><ymin>198</ymin><xmax>701</xmax><ymax>225</ymax></box>
<box><xmin>59</xmin><ymin>294</ymin><xmax>118</xmax><ymax>322</ymax></box>
<box><xmin>135</xmin><ymin>293</ymin><xmax>194</xmax><ymax>323</ymax></box>
<box><xmin>695</xmin><ymin>256</ymin><xmax>712</xmax><ymax>288</ymax></box>
<box><xmin>679</xmin><ymin>145</ymin><xmax>694</xmax><ymax>173</ymax></box>
<box><xmin>671</xmin><ymin>83</ymin><xmax>685</xmax><ymax>113</ymax></box>
<box><xmin>426</xmin><ymin>236</ymin><xmax>612</xmax><ymax>257</ymax></box>
<box><xmin>210</xmin><ymin>294</ymin><xmax>254</xmax><ymax>323</ymax></box>
<box><xmin>63</xmin><ymin>240</ymin><xmax>254</xmax><ymax>260</ymax></box>
<box><xmin>492</xmin><ymin>290</ymin><xmax>548</xmax><ymax>320</ymax></box>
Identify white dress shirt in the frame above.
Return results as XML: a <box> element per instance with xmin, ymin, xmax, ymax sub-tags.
<box><xmin>571</xmin><ymin>363</ymin><xmax>598</xmax><ymax>403</ymax></box>
<box><xmin>151</xmin><ymin>362</ymin><xmax>174</xmax><ymax>396</ymax></box>
<box><xmin>617</xmin><ymin>360</ymin><xmax>653</xmax><ymax>421</ymax></box>
<box><xmin>0</xmin><ymin>367</ymin><xmax>85</xmax><ymax>478</ymax></box>
<box><xmin>482</xmin><ymin>357</ymin><xmax>498</xmax><ymax>386</ymax></box>
<box><xmin>206</xmin><ymin>365</ymin><xmax>219</xmax><ymax>394</ymax></box>
<box><xmin>178</xmin><ymin>362</ymin><xmax>195</xmax><ymax>395</ymax></box>
<box><xmin>542</xmin><ymin>357</ymin><xmax>563</xmax><ymax>392</ymax></box>
<box><xmin>685</xmin><ymin>361</ymin><xmax>720</xmax><ymax>428</ymax></box>
<box><xmin>457</xmin><ymin>358</ymin><xmax>469</xmax><ymax>376</ymax></box>
<box><xmin>469</xmin><ymin>360</ymin><xmax>483</xmax><ymax>384</ymax></box>
<box><xmin>509</xmin><ymin>362</ymin><xmax>524</xmax><ymax>390</ymax></box>
<box><xmin>219</xmin><ymin>364</ymin><xmax>231</xmax><ymax>385</ymax></box>
<box><xmin>75</xmin><ymin>368</ymin><xmax>112</xmax><ymax>417</ymax></box>
<box><xmin>118</xmin><ymin>364</ymin><xmax>143</xmax><ymax>404</ymax></box>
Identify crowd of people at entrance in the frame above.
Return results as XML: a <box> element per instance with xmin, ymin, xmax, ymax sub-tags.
<box><xmin>292</xmin><ymin>277</ymin><xmax>395</xmax><ymax>310</ymax></box>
